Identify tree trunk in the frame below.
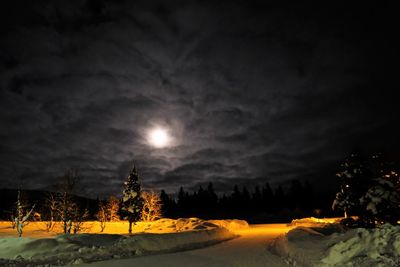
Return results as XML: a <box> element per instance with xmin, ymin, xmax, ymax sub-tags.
<box><xmin>129</xmin><ymin>218</ymin><xmax>132</xmax><ymax>234</ymax></box>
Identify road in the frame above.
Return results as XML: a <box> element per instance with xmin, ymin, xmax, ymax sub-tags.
<box><xmin>79</xmin><ymin>224</ymin><xmax>292</xmax><ymax>267</ymax></box>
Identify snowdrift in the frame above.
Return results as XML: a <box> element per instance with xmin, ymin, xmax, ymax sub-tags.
<box><xmin>289</xmin><ymin>217</ymin><xmax>343</xmax><ymax>227</ymax></box>
<box><xmin>270</xmin><ymin>218</ymin><xmax>400</xmax><ymax>267</ymax></box>
<box><xmin>0</xmin><ymin>218</ymin><xmax>246</xmax><ymax>266</ymax></box>
<box><xmin>319</xmin><ymin>224</ymin><xmax>400</xmax><ymax>267</ymax></box>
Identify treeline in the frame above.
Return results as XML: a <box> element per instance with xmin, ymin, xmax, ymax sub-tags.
<box><xmin>160</xmin><ymin>180</ymin><xmax>336</xmax><ymax>223</ymax></box>
<box><xmin>0</xmin><ymin>180</ymin><xmax>335</xmax><ymax>224</ymax></box>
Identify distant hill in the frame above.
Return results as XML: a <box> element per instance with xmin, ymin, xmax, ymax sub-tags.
<box><xmin>0</xmin><ymin>188</ymin><xmax>99</xmax><ymax>220</ymax></box>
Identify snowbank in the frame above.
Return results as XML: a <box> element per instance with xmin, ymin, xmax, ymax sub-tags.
<box><xmin>0</xmin><ymin>218</ymin><xmax>240</xmax><ymax>266</ymax></box>
<box><xmin>269</xmin><ymin>226</ymin><xmax>329</xmax><ymax>266</ymax></box>
<box><xmin>319</xmin><ymin>224</ymin><xmax>400</xmax><ymax>267</ymax></box>
<box><xmin>290</xmin><ymin>217</ymin><xmax>343</xmax><ymax>227</ymax></box>
<box><xmin>0</xmin><ymin>218</ymin><xmax>249</xmax><ymax>237</ymax></box>
<box><xmin>269</xmin><ymin>220</ymin><xmax>400</xmax><ymax>267</ymax></box>
<box><xmin>209</xmin><ymin>219</ymin><xmax>249</xmax><ymax>231</ymax></box>
<box><xmin>138</xmin><ymin>218</ymin><xmax>248</xmax><ymax>233</ymax></box>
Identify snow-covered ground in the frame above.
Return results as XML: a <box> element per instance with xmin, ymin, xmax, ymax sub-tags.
<box><xmin>270</xmin><ymin>218</ymin><xmax>400</xmax><ymax>267</ymax></box>
<box><xmin>0</xmin><ymin>218</ymin><xmax>248</xmax><ymax>237</ymax></box>
<box><xmin>67</xmin><ymin>224</ymin><xmax>294</xmax><ymax>267</ymax></box>
<box><xmin>0</xmin><ymin>218</ymin><xmax>247</xmax><ymax>266</ymax></box>
<box><xmin>2</xmin><ymin>217</ymin><xmax>399</xmax><ymax>266</ymax></box>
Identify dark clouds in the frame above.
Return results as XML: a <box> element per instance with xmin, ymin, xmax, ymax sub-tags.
<box><xmin>0</xmin><ymin>1</ymin><xmax>397</xmax><ymax>197</ymax></box>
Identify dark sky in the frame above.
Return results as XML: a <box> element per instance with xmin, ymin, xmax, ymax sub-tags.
<box><xmin>0</xmin><ymin>1</ymin><xmax>397</xmax><ymax>197</ymax></box>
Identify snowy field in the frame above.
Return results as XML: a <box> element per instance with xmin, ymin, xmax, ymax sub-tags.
<box><xmin>1</xmin><ymin>218</ymin><xmax>400</xmax><ymax>266</ymax></box>
<box><xmin>0</xmin><ymin>218</ymin><xmax>247</xmax><ymax>266</ymax></box>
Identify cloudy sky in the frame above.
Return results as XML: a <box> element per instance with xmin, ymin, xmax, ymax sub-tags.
<box><xmin>0</xmin><ymin>1</ymin><xmax>397</xmax><ymax>197</ymax></box>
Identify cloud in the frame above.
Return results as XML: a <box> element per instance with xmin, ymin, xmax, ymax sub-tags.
<box><xmin>0</xmin><ymin>1</ymin><xmax>397</xmax><ymax>197</ymax></box>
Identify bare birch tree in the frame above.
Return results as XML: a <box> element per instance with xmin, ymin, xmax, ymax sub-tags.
<box><xmin>140</xmin><ymin>191</ymin><xmax>162</xmax><ymax>222</ymax></box>
<box><xmin>97</xmin><ymin>201</ymin><xmax>108</xmax><ymax>232</ymax></box>
<box><xmin>57</xmin><ymin>168</ymin><xmax>79</xmax><ymax>234</ymax></box>
<box><xmin>108</xmin><ymin>196</ymin><xmax>120</xmax><ymax>222</ymax></box>
<box><xmin>44</xmin><ymin>192</ymin><xmax>58</xmax><ymax>232</ymax></box>
<box><xmin>14</xmin><ymin>189</ymin><xmax>35</xmax><ymax>237</ymax></box>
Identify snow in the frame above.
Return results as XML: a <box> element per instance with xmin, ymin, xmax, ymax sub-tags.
<box><xmin>319</xmin><ymin>224</ymin><xmax>400</xmax><ymax>267</ymax></box>
<box><xmin>270</xmin><ymin>218</ymin><xmax>400</xmax><ymax>267</ymax></box>
<box><xmin>67</xmin><ymin>224</ymin><xmax>293</xmax><ymax>267</ymax></box>
<box><xmin>290</xmin><ymin>217</ymin><xmax>343</xmax><ymax>227</ymax></box>
<box><xmin>0</xmin><ymin>218</ymin><xmax>247</xmax><ymax>266</ymax></box>
<box><xmin>4</xmin><ymin>217</ymin><xmax>399</xmax><ymax>266</ymax></box>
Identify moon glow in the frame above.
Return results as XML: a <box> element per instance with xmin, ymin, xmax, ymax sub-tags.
<box><xmin>148</xmin><ymin>128</ymin><xmax>170</xmax><ymax>148</ymax></box>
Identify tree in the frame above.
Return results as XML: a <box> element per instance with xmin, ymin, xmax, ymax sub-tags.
<box><xmin>274</xmin><ymin>185</ymin><xmax>285</xmax><ymax>211</ymax></box>
<box><xmin>70</xmin><ymin>204</ymin><xmax>89</xmax><ymax>234</ymax></box>
<box><xmin>206</xmin><ymin>183</ymin><xmax>218</xmax><ymax>209</ymax></box>
<box><xmin>97</xmin><ymin>200</ymin><xmax>108</xmax><ymax>232</ymax></box>
<box><xmin>332</xmin><ymin>153</ymin><xmax>372</xmax><ymax>218</ymax></box>
<box><xmin>252</xmin><ymin>185</ymin><xmax>262</xmax><ymax>213</ymax></box>
<box><xmin>57</xmin><ymin>169</ymin><xmax>79</xmax><ymax>234</ymax></box>
<box><xmin>262</xmin><ymin>183</ymin><xmax>274</xmax><ymax>212</ymax></box>
<box><xmin>288</xmin><ymin>180</ymin><xmax>304</xmax><ymax>210</ymax></box>
<box><xmin>360</xmin><ymin>178</ymin><xmax>400</xmax><ymax>225</ymax></box>
<box><xmin>120</xmin><ymin>165</ymin><xmax>143</xmax><ymax>234</ymax></box>
<box><xmin>360</xmin><ymin>154</ymin><xmax>400</xmax><ymax>226</ymax></box>
<box><xmin>14</xmin><ymin>189</ymin><xmax>35</xmax><ymax>237</ymax></box>
<box><xmin>177</xmin><ymin>187</ymin><xmax>189</xmax><ymax>215</ymax></box>
<box><xmin>141</xmin><ymin>191</ymin><xmax>162</xmax><ymax>222</ymax></box>
<box><xmin>108</xmin><ymin>196</ymin><xmax>120</xmax><ymax>222</ymax></box>
<box><xmin>44</xmin><ymin>192</ymin><xmax>58</xmax><ymax>232</ymax></box>
<box><xmin>160</xmin><ymin>190</ymin><xmax>176</xmax><ymax>217</ymax></box>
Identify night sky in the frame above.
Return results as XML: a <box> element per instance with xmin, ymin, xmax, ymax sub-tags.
<box><xmin>0</xmin><ymin>1</ymin><xmax>397</xmax><ymax>197</ymax></box>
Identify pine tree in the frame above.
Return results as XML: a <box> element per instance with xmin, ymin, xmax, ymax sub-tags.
<box><xmin>120</xmin><ymin>165</ymin><xmax>143</xmax><ymax>234</ymax></box>
<box><xmin>206</xmin><ymin>183</ymin><xmax>218</xmax><ymax>209</ymax></box>
<box><xmin>160</xmin><ymin>190</ymin><xmax>173</xmax><ymax>217</ymax></box>
<box><xmin>262</xmin><ymin>183</ymin><xmax>273</xmax><ymax>212</ymax></box>
<box><xmin>177</xmin><ymin>186</ymin><xmax>189</xmax><ymax>215</ymax></box>
<box><xmin>360</xmin><ymin>177</ymin><xmax>400</xmax><ymax>225</ymax></box>
<box><xmin>360</xmin><ymin>154</ymin><xmax>400</xmax><ymax>225</ymax></box>
<box><xmin>252</xmin><ymin>186</ymin><xmax>262</xmax><ymax>212</ymax></box>
<box><xmin>274</xmin><ymin>185</ymin><xmax>285</xmax><ymax>211</ymax></box>
<box><xmin>332</xmin><ymin>153</ymin><xmax>372</xmax><ymax>218</ymax></box>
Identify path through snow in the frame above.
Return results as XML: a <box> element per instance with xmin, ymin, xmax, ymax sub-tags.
<box><xmin>72</xmin><ymin>224</ymin><xmax>292</xmax><ymax>267</ymax></box>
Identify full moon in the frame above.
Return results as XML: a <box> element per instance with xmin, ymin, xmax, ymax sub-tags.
<box><xmin>148</xmin><ymin>128</ymin><xmax>170</xmax><ymax>148</ymax></box>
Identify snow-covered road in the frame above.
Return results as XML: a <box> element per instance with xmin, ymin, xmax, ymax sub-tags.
<box><xmin>76</xmin><ymin>224</ymin><xmax>292</xmax><ymax>267</ymax></box>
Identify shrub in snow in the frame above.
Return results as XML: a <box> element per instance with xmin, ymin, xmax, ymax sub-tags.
<box><xmin>120</xmin><ymin>164</ymin><xmax>143</xmax><ymax>234</ymax></box>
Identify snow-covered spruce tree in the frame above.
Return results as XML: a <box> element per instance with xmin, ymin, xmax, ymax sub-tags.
<box><xmin>120</xmin><ymin>165</ymin><xmax>143</xmax><ymax>234</ymax></box>
<box><xmin>332</xmin><ymin>153</ymin><xmax>373</xmax><ymax>219</ymax></box>
<box><xmin>359</xmin><ymin>156</ymin><xmax>400</xmax><ymax>226</ymax></box>
<box><xmin>360</xmin><ymin>177</ymin><xmax>400</xmax><ymax>225</ymax></box>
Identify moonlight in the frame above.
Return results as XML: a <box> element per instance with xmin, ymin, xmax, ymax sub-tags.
<box><xmin>148</xmin><ymin>128</ymin><xmax>170</xmax><ymax>148</ymax></box>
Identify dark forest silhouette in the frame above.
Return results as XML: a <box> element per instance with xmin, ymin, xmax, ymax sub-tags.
<box><xmin>0</xmin><ymin>179</ymin><xmax>337</xmax><ymax>223</ymax></box>
<box><xmin>159</xmin><ymin>180</ymin><xmax>337</xmax><ymax>223</ymax></box>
